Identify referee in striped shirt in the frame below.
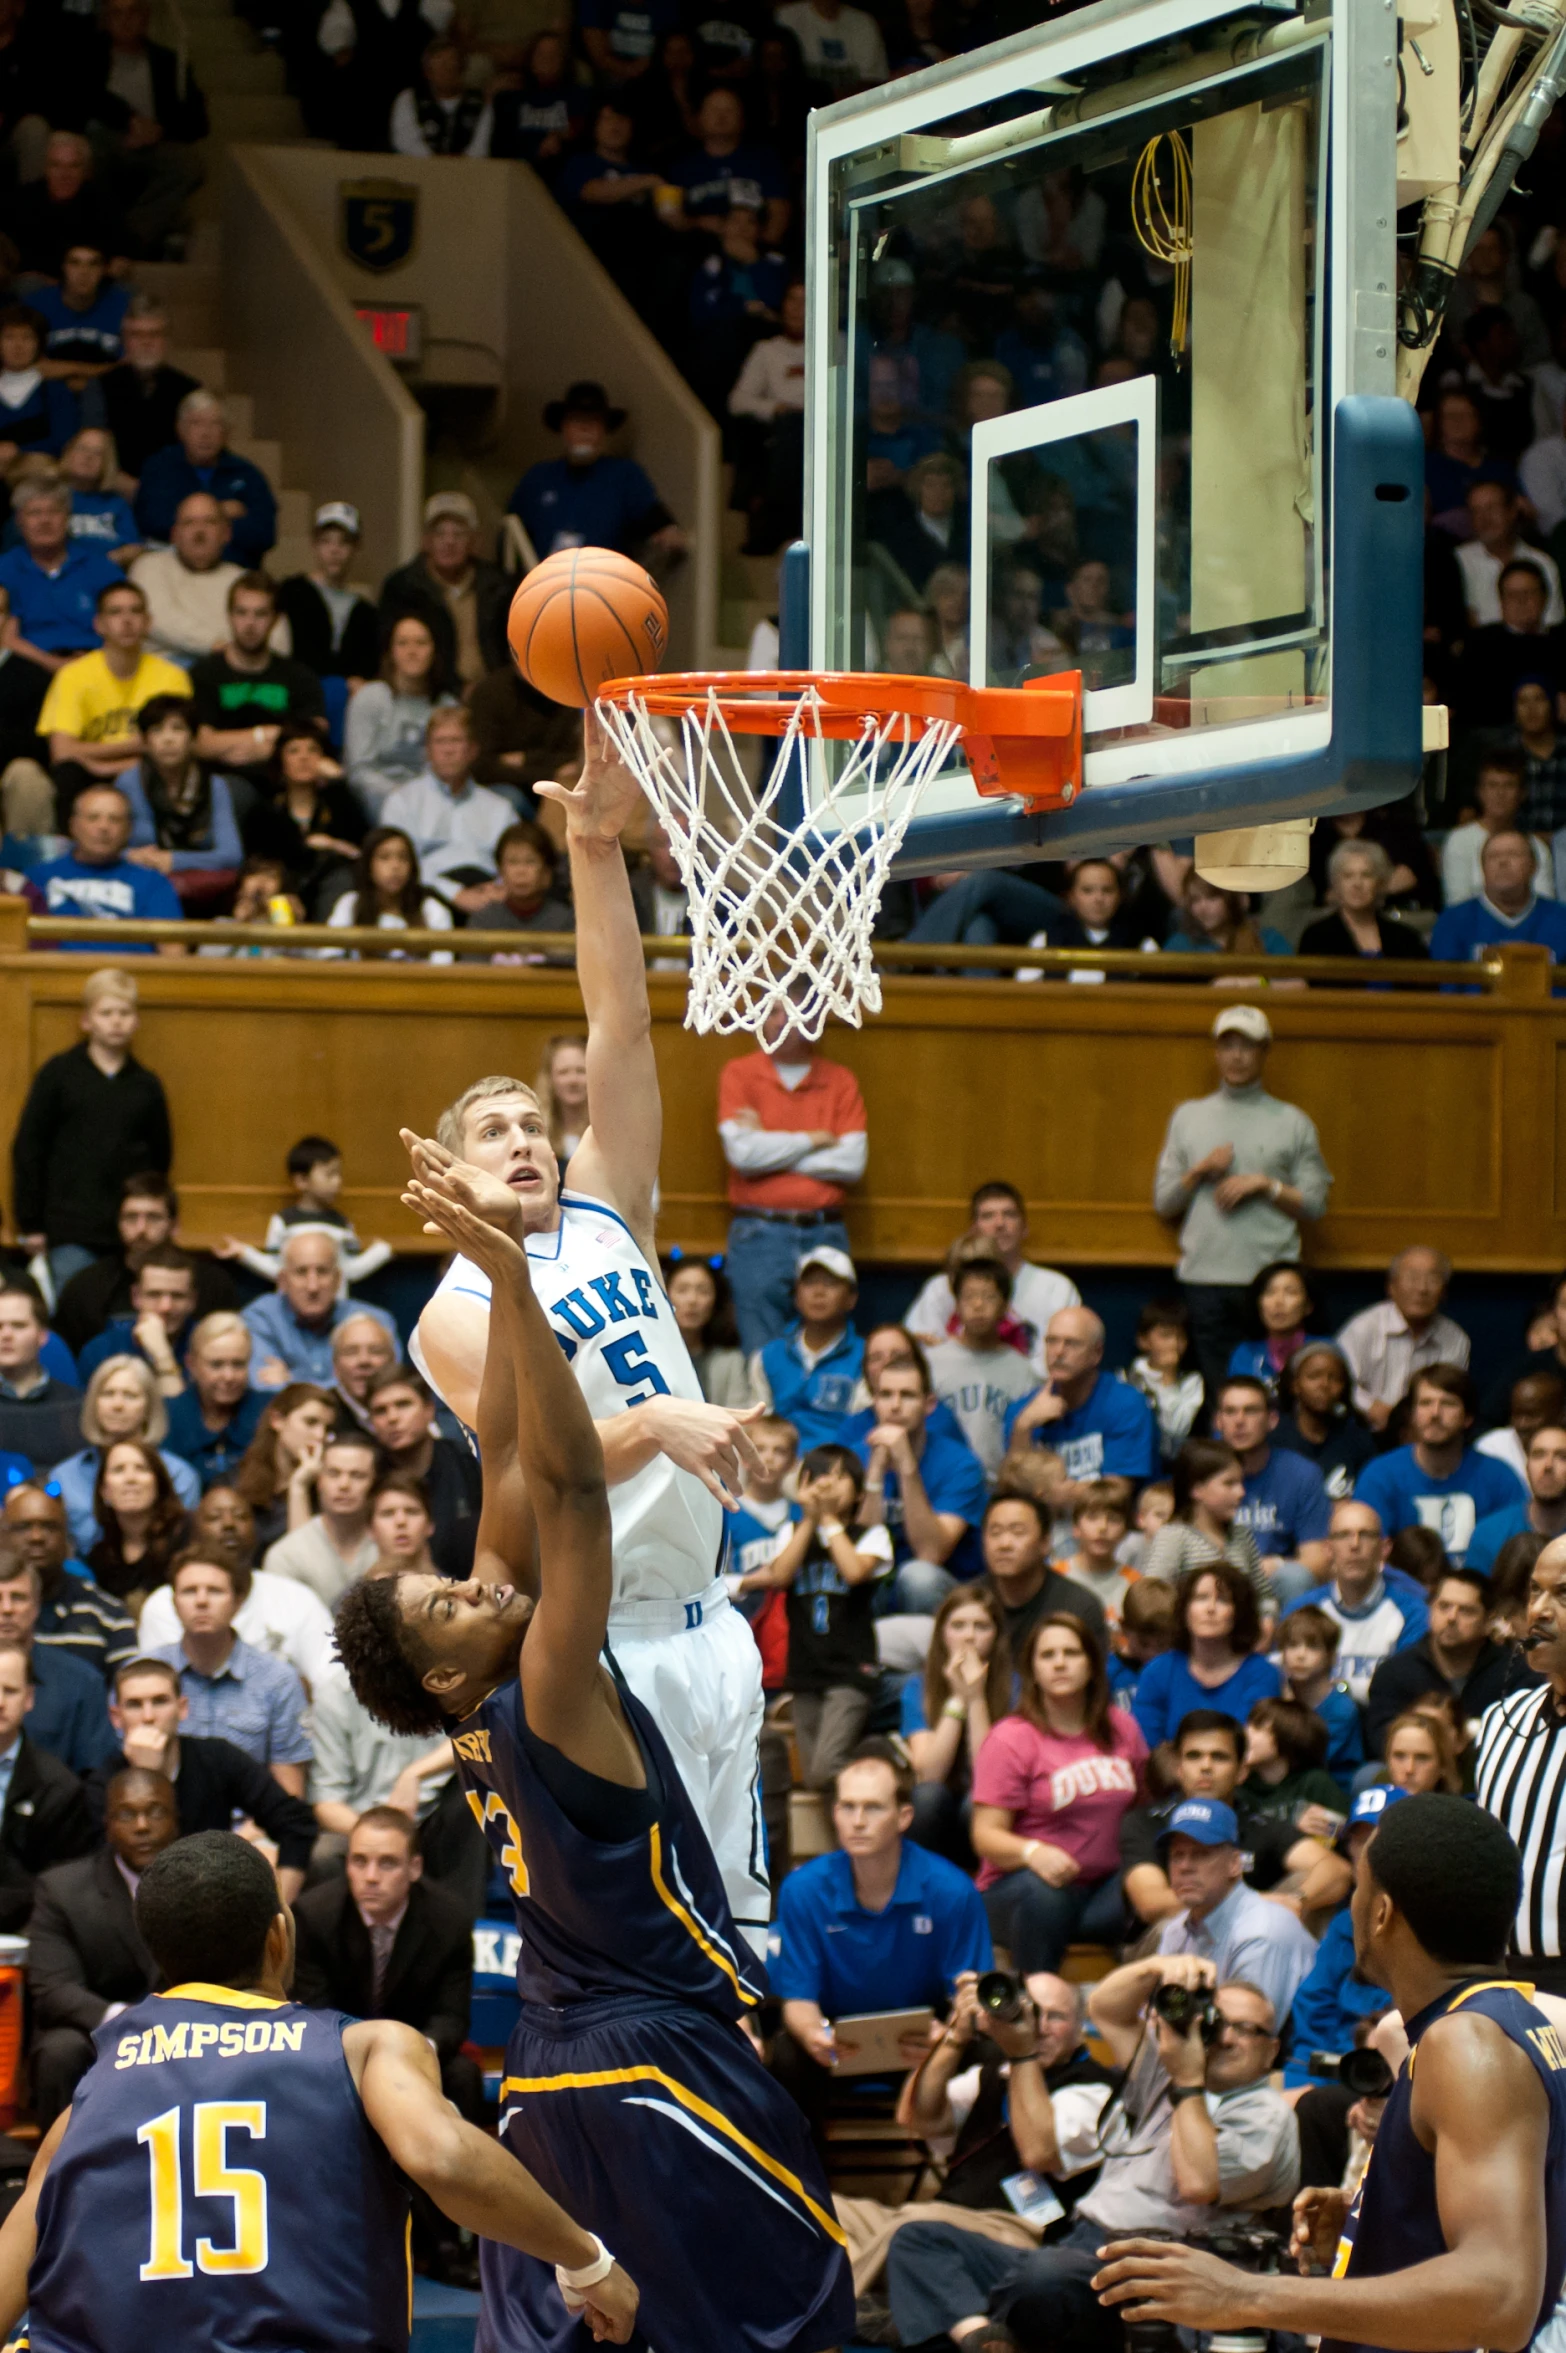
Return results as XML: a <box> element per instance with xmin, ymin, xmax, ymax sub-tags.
<box><xmin>1475</xmin><ymin>1536</ymin><xmax>1566</xmax><ymax>1993</ymax></box>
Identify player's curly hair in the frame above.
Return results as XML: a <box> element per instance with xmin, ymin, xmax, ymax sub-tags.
<box><xmin>334</xmin><ymin>1573</ymin><xmax>448</xmax><ymax>1736</ymax></box>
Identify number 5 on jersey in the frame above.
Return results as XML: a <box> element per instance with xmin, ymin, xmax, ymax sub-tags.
<box><xmin>139</xmin><ymin>2102</ymin><xmax>269</xmax><ymax>2280</ymax></box>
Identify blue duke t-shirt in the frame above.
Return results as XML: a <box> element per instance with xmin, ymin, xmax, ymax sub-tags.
<box><xmin>1352</xmin><ymin>1444</ymin><xmax>1527</xmax><ymax>1563</ymax></box>
<box><xmin>858</xmin><ymin>1425</ymin><xmax>989</xmax><ymax>1580</ymax></box>
<box><xmin>25</xmin><ymin>854</ymin><xmax>180</xmax><ymax>947</ymax></box>
<box><xmin>1236</xmin><ymin>1447</ymin><xmax>1332</xmax><ymax>1556</ymax></box>
<box><xmin>1001</xmin><ymin>1371</ymin><xmax>1159</xmax><ymax>1484</ymax></box>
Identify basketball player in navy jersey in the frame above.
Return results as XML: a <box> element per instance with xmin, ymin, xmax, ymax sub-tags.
<box><xmin>407</xmin><ymin>720</ymin><xmax>771</xmax><ymax>1952</ymax></box>
<box><xmin>1092</xmin><ymin>1795</ymin><xmax>1566</xmax><ymax>2353</ymax></box>
<box><xmin>0</xmin><ymin>1829</ymin><xmax>639</xmax><ymax>2352</ymax></box>
<box><xmin>334</xmin><ymin>1162</ymin><xmax>854</xmax><ymax>2353</ymax></box>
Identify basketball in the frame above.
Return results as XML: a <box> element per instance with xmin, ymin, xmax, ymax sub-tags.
<box><xmin>507</xmin><ymin>547</ymin><xmax>669</xmax><ymax>708</ymax></box>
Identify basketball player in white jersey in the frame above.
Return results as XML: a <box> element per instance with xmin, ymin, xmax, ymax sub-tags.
<box><xmin>410</xmin><ymin>720</ymin><xmax>772</xmax><ymax>1949</ymax></box>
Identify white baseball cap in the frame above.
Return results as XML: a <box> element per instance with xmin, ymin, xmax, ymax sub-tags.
<box><xmin>1212</xmin><ymin>1005</ymin><xmax>1272</xmax><ymax>1044</ymax></box>
<box><xmin>313</xmin><ymin>501</ymin><xmax>360</xmax><ymax>536</ymax></box>
<box><xmin>797</xmin><ymin>1245</ymin><xmax>856</xmax><ymax>1285</ymax></box>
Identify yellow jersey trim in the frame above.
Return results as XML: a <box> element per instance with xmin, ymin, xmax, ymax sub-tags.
<box><xmin>156</xmin><ymin>1985</ymin><xmax>287</xmax><ymax>2011</ymax></box>
<box><xmin>646</xmin><ymin>1822</ymin><xmax>759</xmax><ymax>2009</ymax></box>
<box><xmin>500</xmin><ymin>2063</ymin><xmax>847</xmax><ymax>2247</ymax></box>
<box><xmin>1408</xmin><ymin>1979</ymin><xmax>1536</xmax><ymax>2077</ymax></box>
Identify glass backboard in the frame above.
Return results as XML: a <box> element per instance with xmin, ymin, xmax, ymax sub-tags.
<box><xmin>800</xmin><ymin>0</ymin><xmax>1424</xmax><ymax>859</ymax></box>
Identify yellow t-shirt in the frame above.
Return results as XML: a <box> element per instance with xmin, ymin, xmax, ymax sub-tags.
<box><xmin>38</xmin><ymin>649</ymin><xmax>192</xmax><ymax>746</ymax></box>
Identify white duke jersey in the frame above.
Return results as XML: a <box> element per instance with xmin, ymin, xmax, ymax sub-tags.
<box><xmin>414</xmin><ymin>1190</ymin><xmax>723</xmax><ymax>1607</ymax></box>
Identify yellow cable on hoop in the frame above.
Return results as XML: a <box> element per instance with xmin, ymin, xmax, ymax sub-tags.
<box><xmin>1131</xmin><ymin>130</ymin><xmax>1193</xmax><ymax>356</ymax></box>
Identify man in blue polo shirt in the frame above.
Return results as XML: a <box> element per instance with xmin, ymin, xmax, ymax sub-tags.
<box><xmin>771</xmin><ymin>1741</ymin><xmax>991</xmax><ymax>2080</ymax></box>
<box><xmin>1213</xmin><ymin>1376</ymin><xmax>1333</xmax><ymax>1605</ymax></box>
<box><xmin>0</xmin><ymin>480</ymin><xmax>123</xmax><ymax>665</ymax></box>
<box><xmin>1002</xmin><ymin>1306</ymin><xmax>1158</xmax><ymax>1500</ymax></box>
<box><xmin>754</xmin><ymin>1246</ymin><xmax>864</xmax><ymax>1450</ymax></box>
<box><xmin>23</xmin><ymin>783</ymin><xmax>180</xmax><ymax>947</ymax></box>
<box><xmin>1354</xmin><ymin>1363</ymin><xmax>1526</xmax><ymax>1564</ymax></box>
<box><xmin>857</xmin><ymin>1351</ymin><xmax>989</xmax><ymax>1616</ymax></box>
<box><xmin>508</xmin><ymin>380</ymin><xmax>686</xmax><ymax>565</ymax></box>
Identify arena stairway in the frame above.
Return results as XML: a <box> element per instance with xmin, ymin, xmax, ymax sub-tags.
<box><xmin>140</xmin><ymin>0</ymin><xmax>321</xmax><ymax>579</ymax></box>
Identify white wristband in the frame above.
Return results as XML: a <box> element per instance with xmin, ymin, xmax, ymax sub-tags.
<box><xmin>556</xmin><ymin>2234</ymin><xmax>615</xmax><ymax>2308</ymax></box>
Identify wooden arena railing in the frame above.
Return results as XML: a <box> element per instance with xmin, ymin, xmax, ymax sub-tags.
<box><xmin>0</xmin><ymin>896</ymin><xmax>1552</xmax><ymax>1272</ymax></box>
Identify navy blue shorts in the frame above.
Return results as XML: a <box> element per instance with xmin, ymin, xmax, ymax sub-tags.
<box><xmin>475</xmin><ymin>1994</ymin><xmax>852</xmax><ymax>2353</ymax></box>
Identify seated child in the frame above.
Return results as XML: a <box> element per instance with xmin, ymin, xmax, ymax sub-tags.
<box><xmin>726</xmin><ymin>1412</ymin><xmax>801</xmax><ymax>1692</ymax></box>
<box><xmin>1106</xmin><ymin>1574</ymin><xmax>1175</xmax><ymax>1708</ymax></box>
<box><xmin>1240</xmin><ymin>1695</ymin><xmax>1349</xmax><ymax>1830</ymax></box>
<box><xmin>1278</xmin><ymin>1602</ymin><xmax>1364</xmax><ymax>1783</ymax></box>
<box><xmin>1061</xmin><ymin>1477</ymin><xmax>1135</xmax><ymax>1627</ymax></box>
<box><xmin>747</xmin><ymin>1442</ymin><xmax>893</xmax><ymax>1789</ymax></box>
<box><xmin>1119</xmin><ymin>1477</ymin><xmax>1174</xmax><ymax>1572</ymax></box>
<box><xmin>220</xmin><ymin>1132</ymin><xmax>390</xmax><ymax>1285</ymax></box>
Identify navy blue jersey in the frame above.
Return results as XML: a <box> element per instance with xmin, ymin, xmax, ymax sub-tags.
<box><xmin>453</xmin><ymin>1665</ymin><xmax>767</xmax><ymax>2018</ymax></box>
<box><xmin>26</xmin><ymin>1985</ymin><xmax>411</xmax><ymax>2353</ymax></box>
<box><xmin>1325</xmin><ymin>1977</ymin><xmax>1566</xmax><ymax>2353</ymax></box>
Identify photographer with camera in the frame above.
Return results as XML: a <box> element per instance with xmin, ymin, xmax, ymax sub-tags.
<box><xmin>836</xmin><ymin>1969</ymin><xmax>1118</xmax><ymax>2339</ymax></box>
<box><xmin>884</xmin><ymin>1954</ymin><xmax>1297</xmax><ymax>2352</ymax></box>
<box><xmin>1094</xmin><ymin>1795</ymin><xmax>1566</xmax><ymax>2353</ymax></box>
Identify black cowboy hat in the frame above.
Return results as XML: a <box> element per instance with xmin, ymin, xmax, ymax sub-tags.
<box><xmin>543</xmin><ymin>379</ymin><xmax>627</xmax><ymax>432</ymax></box>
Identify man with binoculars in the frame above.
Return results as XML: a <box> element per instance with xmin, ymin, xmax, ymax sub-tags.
<box><xmin>882</xmin><ymin>1952</ymin><xmax>1297</xmax><ymax>2352</ymax></box>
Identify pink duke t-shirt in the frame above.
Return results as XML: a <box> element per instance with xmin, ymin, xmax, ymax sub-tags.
<box><xmin>971</xmin><ymin>1710</ymin><xmax>1148</xmax><ymax>1889</ymax></box>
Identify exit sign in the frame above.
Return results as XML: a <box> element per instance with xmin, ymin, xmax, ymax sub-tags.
<box><xmin>354</xmin><ymin>303</ymin><xmax>423</xmax><ymax>364</ymax></box>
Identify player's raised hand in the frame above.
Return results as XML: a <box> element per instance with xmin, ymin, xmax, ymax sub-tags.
<box><xmin>537</xmin><ymin>710</ymin><xmax>644</xmax><ymax>844</ymax></box>
<box><xmin>403</xmin><ymin>1178</ymin><xmax>530</xmax><ymax>1288</ymax></box>
<box><xmin>399</xmin><ymin>1130</ymin><xmax>524</xmax><ymax>1235</ymax></box>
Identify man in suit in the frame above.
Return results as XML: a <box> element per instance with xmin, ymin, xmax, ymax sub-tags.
<box><xmin>291</xmin><ymin>1806</ymin><xmax>478</xmax><ymax>2117</ymax></box>
<box><xmin>292</xmin><ymin>1805</ymin><xmax>480</xmax><ymax>2282</ymax></box>
<box><xmin>0</xmin><ymin>1641</ymin><xmax>96</xmax><ymax>1933</ymax></box>
<box><xmin>26</xmin><ymin>1766</ymin><xmax>174</xmax><ymax>2123</ymax></box>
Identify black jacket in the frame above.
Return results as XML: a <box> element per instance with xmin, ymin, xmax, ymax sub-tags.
<box><xmin>26</xmin><ymin>1846</ymin><xmax>155</xmax><ymax>2033</ymax></box>
<box><xmin>378</xmin><ymin>554</ymin><xmax>515</xmax><ymax>683</ymax></box>
<box><xmin>85</xmin><ymin>1734</ymin><xmax>318</xmax><ymax>1874</ymax></box>
<box><xmin>11</xmin><ymin>1041</ymin><xmax>171</xmax><ymax>1250</ymax></box>
<box><xmin>0</xmin><ymin>1380</ymin><xmax>84</xmax><ymax>1474</ymax></box>
<box><xmin>290</xmin><ymin>1873</ymin><xmax>473</xmax><ymax>2061</ymax></box>
<box><xmin>2</xmin><ymin>177</ymin><xmax>123</xmax><ymax>274</ymax></box>
<box><xmin>0</xmin><ymin>1735</ymin><xmax>96</xmax><ymax>1933</ymax></box>
<box><xmin>1297</xmin><ymin>911</ymin><xmax>1430</xmax><ymax>967</ymax></box>
<box><xmin>98</xmin><ymin>360</ymin><xmax>201</xmax><ymax>482</ymax></box>
<box><xmin>1364</xmin><ymin>1634</ymin><xmax>1530</xmax><ymax>1759</ymax></box>
<box><xmin>72</xmin><ymin>34</ymin><xmax>208</xmax><ymax>142</ymax></box>
<box><xmin>275</xmin><ymin>575</ymin><xmax>381</xmax><ymax>681</ymax></box>
<box><xmin>53</xmin><ymin>1249</ymin><xmax>236</xmax><ymax>1358</ymax></box>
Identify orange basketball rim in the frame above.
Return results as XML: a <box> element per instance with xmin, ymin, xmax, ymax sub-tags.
<box><xmin>594</xmin><ymin>669</ymin><xmax>1084</xmax><ymax>813</ymax></box>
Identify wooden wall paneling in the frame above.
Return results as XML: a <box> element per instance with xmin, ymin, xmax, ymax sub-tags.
<box><xmin>1</xmin><ymin>941</ymin><xmax>1563</xmax><ymax>1272</ymax></box>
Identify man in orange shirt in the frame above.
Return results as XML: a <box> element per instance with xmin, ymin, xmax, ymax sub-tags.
<box><xmin>717</xmin><ymin>1002</ymin><xmax>867</xmax><ymax>1355</ymax></box>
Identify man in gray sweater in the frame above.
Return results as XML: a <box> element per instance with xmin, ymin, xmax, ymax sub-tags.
<box><xmin>1152</xmin><ymin>1006</ymin><xmax>1332</xmax><ymax>1401</ymax></box>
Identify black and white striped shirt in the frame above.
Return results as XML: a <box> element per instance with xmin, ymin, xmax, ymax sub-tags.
<box><xmin>1476</xmin><ymin>1684</ymin><xmax>1566</xmax><ymax>1960</ymax></box>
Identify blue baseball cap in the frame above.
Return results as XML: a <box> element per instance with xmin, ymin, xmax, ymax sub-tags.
<box><xmin>1338</xmin><ymin>1785</ymin><xmax>1407</xmax><ymax>1845</ymax></box>
<box><xmin>1158</xmin><ymin>1798</ymin><xmax>1239</xmax><ymax>1850</ymax></box>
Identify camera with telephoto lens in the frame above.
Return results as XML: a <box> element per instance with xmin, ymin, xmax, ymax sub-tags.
<box><xmin>975</xmin><ymin>1970</ymin><xmax>1030</xmax><ymax>2026</ymax></box>
<box><xmin>1152</xmin><ymin>1981</ymin><xmax>1222</xmax><ymax>2042</ymax></box>
<box><xmin>1308</xmin><ymin>2046</ymin><xmax>1394</xmax><ymax>2099</ymax></box>
<box><xmin>1120</xmin><ymin>2224</ymin><xmax>1288</xmax><ymax>2353</ymax></box>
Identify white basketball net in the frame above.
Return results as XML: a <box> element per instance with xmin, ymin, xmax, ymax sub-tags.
<box><xmin>597</xmin><ymin>682</ymin><xmax>962</xmax><ymax>1041</ymax></box>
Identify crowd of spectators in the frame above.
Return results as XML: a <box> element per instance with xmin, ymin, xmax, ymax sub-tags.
<box><xmin>3</xmin><ymin>944</ymin><xmax>1566</xmax><ymax>2334</ymax></box>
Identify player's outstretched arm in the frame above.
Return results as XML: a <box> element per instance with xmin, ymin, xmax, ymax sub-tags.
<box><xmin>537</xmin><ymin>716</ymin><xmax>660</xmax><ymax>1259</ymax></box>
<box><xmin>349</xmin><ymin>2020</ymin><xmax>638</xmax><ymax>2344</ymax></box>
<box><xmin>0</xmin><ymin>2111</ymin><xmax>69</xmax><ymax>2339</ymax></box>
<box><xmin>403</xmin><ymin>1168</ymin><xmax>619</xmax><ymax>1732</ymax></box>
<box><xmin>1093</xmin><ymin>2011</ymin><xmax>1550</xmax><ymax>2350</ymax></box>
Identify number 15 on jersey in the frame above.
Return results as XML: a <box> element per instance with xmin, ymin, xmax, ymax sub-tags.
<box><xmin>139</xmin><ymin>2101</ymin><xmax>269</xmax><ymax>2280</ymax></box>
